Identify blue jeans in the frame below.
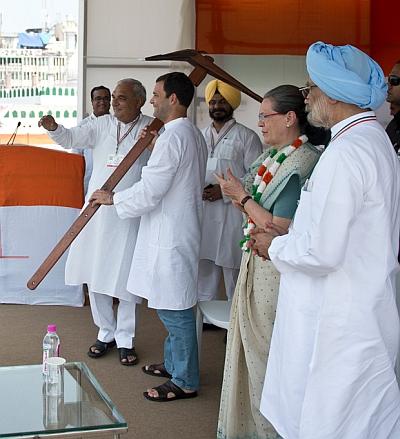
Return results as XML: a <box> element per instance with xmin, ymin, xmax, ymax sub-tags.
<box><xmin>157</xmin><ymin>308</ymin><xmax>199</xmax><ymax>391</ymax></box>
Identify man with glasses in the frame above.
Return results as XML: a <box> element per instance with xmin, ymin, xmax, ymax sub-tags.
<box><xmin>88</xmin><ymin>86</ymin><xmax>112</xmax><ymax>120</ymax></box>
<box><xmin>78</xmin><ymin>86</ymin><xmax>112</xmax><ymax>192</ymax></box>
<box><xmin>386</xmin><ymin>61</ymin><xmax>400</xmax><ymax>152</ymax></box>
<box><xmin>39</xmin><ymin>78</ymin><xmax>152</xmax><ymax>367</ymax></box>
<box><xmin>198</xmin><ymin>80</ymin><xmax>262</xmax><ymax>304</ymax></box>
<box><xmin>254</xmin><ymin>42</ymin><xmax>400</xmax><ymax>439</ymax></box>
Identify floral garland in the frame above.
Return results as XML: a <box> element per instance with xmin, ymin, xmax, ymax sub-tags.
<box><xmin>240</xmin><ymin>134</ymin><xmax>308</xmax><ymax>252</ymax></box>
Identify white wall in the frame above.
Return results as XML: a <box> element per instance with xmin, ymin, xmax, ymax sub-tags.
<box><xmin>79</xmin><ymin>0</ymin><xmax>195</xmax><ymax>119</ymax></box>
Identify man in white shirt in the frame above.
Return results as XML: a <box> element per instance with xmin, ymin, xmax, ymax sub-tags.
<box><xmin>199</xmin><ymin>80</ymin><xmax>262</xmax><ymax>302</ymax></box>
<box><xmin>90</xmin><ymin>72</ymin><xmax>208</xmax><ymax>402</ymax></box>
<box><xmin>89</xmin><ymin>86</ymin><xmax>111</xmax><ymax>120</ymax></box>
<box><xmin>39</xmin><ymin>79</ymin><xmax>152</xmax><ymax>367</ymax></box>
<box><xmin>252</xmin><ymin>41</ymin><xmax>400</xmax><ymax>439</ymax></box>
<box><xmin>78</xmin><ymin>86</ymin><xmax>111</xmax><ymax>192</ymax></box>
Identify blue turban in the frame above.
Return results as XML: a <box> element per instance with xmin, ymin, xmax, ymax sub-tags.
<box><xmin>306</xmin><ymin>41</ymin><xmax>387</xmax><ymax>110</ymax></box>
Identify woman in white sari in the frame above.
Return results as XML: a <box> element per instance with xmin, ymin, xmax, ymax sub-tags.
<box><xmin>215</xmin><ymin>85</ymin><xmax>328</xmax><ymax>439</ymax></box>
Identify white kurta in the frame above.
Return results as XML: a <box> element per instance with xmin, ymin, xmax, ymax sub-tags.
<box><xmin>114</xmin><ymin>117</ymin><xmax>208</xmax><ymax>310</ymax></box>
<box><xmin>48</xmin><ymin>113</ymin><xmax>152</xmax><ymax>301</ymax></box>
<box><xmin>77</xmin><ymin>113</ymin><xmax>96</xmax><ymax>193</ymax></box>
<box><xmin>261</xmin><ymin>112</ymin><xmax>400</xmax><ymax>439</ymax></box>
<box><xmin>200</xmin><ymin>121</ymin><xmax>263</xmax><ymax>268</ymax></box>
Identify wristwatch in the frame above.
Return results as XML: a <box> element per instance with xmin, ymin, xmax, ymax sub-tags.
<box><xmin>240</xmin><ymin>195</ymin><xmax>252</xmax><ymax>207</ymax></box>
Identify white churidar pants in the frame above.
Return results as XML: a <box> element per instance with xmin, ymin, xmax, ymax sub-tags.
<box><xmin>89</xmin><ymin>291</ymin><xmax>137</xmax><ymax>348</ymax></box>
<box><xmin>198</xmin><ymin>259</ymin><xmax>239</xmax><ymax>301</ymax></box>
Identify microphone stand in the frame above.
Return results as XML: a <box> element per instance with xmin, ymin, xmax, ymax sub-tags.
<box><xmin>6</xmin><ymin>121</ymin><xmax>21</xmax><ymax>145</ymax></box>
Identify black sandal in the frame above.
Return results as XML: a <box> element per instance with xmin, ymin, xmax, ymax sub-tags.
<box><xmin>142</xmin><ymin>363</ymin><xmax>172</xmax><ymax>378</ymax></box>
<box><xmin>87</xmin><ymin>339</ymin><xmax>116</xmax><ymax>358</ymax></box>
<box><xmin>118</xmin><ymin>347</ymin><xmax>138</xmax><ymax>366</ymax></box>
<box><xmin>143</xmin><ymin>379</ymin><xmax>198</xmax><ymax>402</ymax></box>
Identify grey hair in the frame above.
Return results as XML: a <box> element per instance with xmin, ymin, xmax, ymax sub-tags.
<box><xmin>117</xmin><ymin>78</ymin><xmax>146</xmax><ymax>103</ymax></box>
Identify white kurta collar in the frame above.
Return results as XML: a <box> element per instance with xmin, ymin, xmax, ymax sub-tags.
<box><xmin>211</xmin><ymin>118</ymin><xmax>236</xmax><ymax>141</ymax></box>
<box><xmin>164</xmin><ymin>117</ymin><xmax>187</xmax><ymax>131</ymax></box>
<box><xmin>330</xmin><ymin>111</ymin><xmax>376</xmax><ymax>140</ymax></box>
<box><xmin>117</xmin><ymin>113</ymin><xmax>142</xmax><ymax>128</ymax></box>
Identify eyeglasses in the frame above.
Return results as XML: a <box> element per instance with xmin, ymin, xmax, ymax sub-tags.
<box><xmin>388</xmin><ymin>75</ymin><xmax>400</xmax><ymax>87</ymax></box>
<box><xmin>258</xmin><ymin>112</ymin><xmax>282</xmax><ymax>122</ymax></box>
<box><xmin>299</xmin><ymin>85</ymin><xmax>318</xmax><ymax>98</ymax></box>
<box><xmin>93</xmin><ymin>96</ymin><xmax>111</xmax><ymax>102</ymax></box>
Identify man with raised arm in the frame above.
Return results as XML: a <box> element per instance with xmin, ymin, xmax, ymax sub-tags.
<box><xmin>39</xmin><ymin>78</ymin><xmax>152</xmax><ymax>367</ymax></box>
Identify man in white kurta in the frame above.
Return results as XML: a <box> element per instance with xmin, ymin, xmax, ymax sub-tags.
<box><xmin>39</xmin><ymin>79</ymin><xmax>152</xmax><ymax>365</ymax></box>
<box><xmin>252</xmin><ymin>42</ymin><xmax>400</xmax><ymax>438</ymax></box>
<box><xmin>77</xmin><ymin>85</ymin><xmax>111</xmax><ymax>193</ymax></box>
<box><xmin>199</xmin><ymin>80</ymin><xmax>262</xmax><ymax>301</ymax></box>
<box><xmin>90</xmin><ymin>72</ymin><xmax>207</xmax><ymax>401</ymax></box>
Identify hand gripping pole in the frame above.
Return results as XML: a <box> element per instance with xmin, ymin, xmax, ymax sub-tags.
<box><xmin>27</xmin><ymin>50</ymin><xmax>262</xmax><ymax>290</ymax></box>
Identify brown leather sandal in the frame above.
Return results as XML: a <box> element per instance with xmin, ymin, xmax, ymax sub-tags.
<box><xmin>142</xmin><ymin>363</ymin><xmax>172</xmax><ymax>378</ymax></box>
<box><xmin>143</xmin><ymin>379</ymin><xmax>198</xmax><ymax>402</ymax></box>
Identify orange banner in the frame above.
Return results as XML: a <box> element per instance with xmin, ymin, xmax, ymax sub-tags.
<box><xmin>196</xmin><ymin>0</ymin><xmax>370</xmax><ymax>55</ymax></box>
<box><xmin>196</xmin><ymin>0</ymin><xmax>370</xmax><ymax>56</ymax></box>
<box><xmin>0</xmin><ymin>145</ymin><xmax>84</xmax><ymax>208</ymax></box>
<box><xmin>370</xmin><ymin>0</ymin><xmax>400</xmax><ymax>74</ymax></box>
<box><xmin>196</xmin><ymin>0</ymin><xmax>400</xmax><ymax>75</ymax></box>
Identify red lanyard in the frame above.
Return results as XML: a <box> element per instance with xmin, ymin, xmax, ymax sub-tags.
<box><xmin>115</xmin><ymin>113</ymin><xmax>141</xmax><ymax>154</ymax></box>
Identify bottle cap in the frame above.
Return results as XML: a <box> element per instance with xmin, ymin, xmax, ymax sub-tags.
<box><xmin>47</xmin><ymin>324</ymin><xmax>57</xmax><ymax>332</ymax></box>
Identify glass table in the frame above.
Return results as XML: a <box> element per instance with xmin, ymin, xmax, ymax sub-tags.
<box><xmin>0</xmin><ymin>362</ymin><xmax>127</xmax><ymax>438</ymax></box>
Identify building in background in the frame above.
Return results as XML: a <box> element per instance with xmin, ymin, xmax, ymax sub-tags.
<box><xmin>0</xmin><ymin>17</ymin><xmax>78</xmax><ymax>146</ymax></box>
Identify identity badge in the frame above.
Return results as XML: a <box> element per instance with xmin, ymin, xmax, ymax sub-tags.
<box><xmin>207</xmin><ymin>157</ymin><xmax>218</xmax><ymax>172</ymax></box>
<box><xmin>106</xmin><ymin>153</ymin><xmax>124</xmax><ymax>168</ymax></box>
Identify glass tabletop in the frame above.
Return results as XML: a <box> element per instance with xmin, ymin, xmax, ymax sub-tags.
<box><xmin>0</xmin><ymin>362</ymin><xmax>127</xmax><ymax>437</ymax></box>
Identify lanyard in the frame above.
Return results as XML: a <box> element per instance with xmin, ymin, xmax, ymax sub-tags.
<box><xmin>330</xmin><ymin>115</ymin><xmax>376</xmax><ymax>144</ymax></box>
<box><xmin>115</xmin><ymin>113</ymin><xmax>141</xmax><ymax>154</ymax></box>
<box><xmin>210</xmin><ymin>120</ymin><xmax>236</xmax><ymax>157</ymax></box>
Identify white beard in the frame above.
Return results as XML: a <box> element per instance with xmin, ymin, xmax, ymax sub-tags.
<box><xmin>307</xmin><ymin>96</ymin><xmax>332</xmax><ymax>129</ymax></box>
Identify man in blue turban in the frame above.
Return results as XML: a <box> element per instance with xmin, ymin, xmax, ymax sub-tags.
<box><xmin>306</xmin><ymin>41</ymin><xmax>387</xmax><ymax>111</ymax></box>
<box><xmin>254</xmin><ymin>42</ymin><xmax>400</xmax><ymax>439</ymax></box>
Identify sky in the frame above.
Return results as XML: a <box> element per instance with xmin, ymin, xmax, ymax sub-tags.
<box><xmin>0</xmin><ymin>0</ymin><xmax>78</xmax><ymax>33</ymax></box>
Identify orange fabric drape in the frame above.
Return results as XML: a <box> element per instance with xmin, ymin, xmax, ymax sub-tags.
<box><xmin>196</xmin><ymin>0</ymin><xmax>370</xmax><ymax>56</ymax></box>
<box><xmin>0</xmin><ymin>145</ymin><xmax>84</xmax><ymax>208</ymax></box>
<box><xmin>196</xmin><ymin>0</ymin><xmax>400</xmax><ymax>76</ymax></box>
<box><xmin>370</xmin><ymin>0</ymin><xmax>400</xmax><ymax>74</ymax></box>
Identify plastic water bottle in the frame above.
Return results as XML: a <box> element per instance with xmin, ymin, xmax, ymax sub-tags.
<box><xmin>42</xmin><ymin>324</ymin><xmax>60</xmax><ymax>375</ymax></box>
